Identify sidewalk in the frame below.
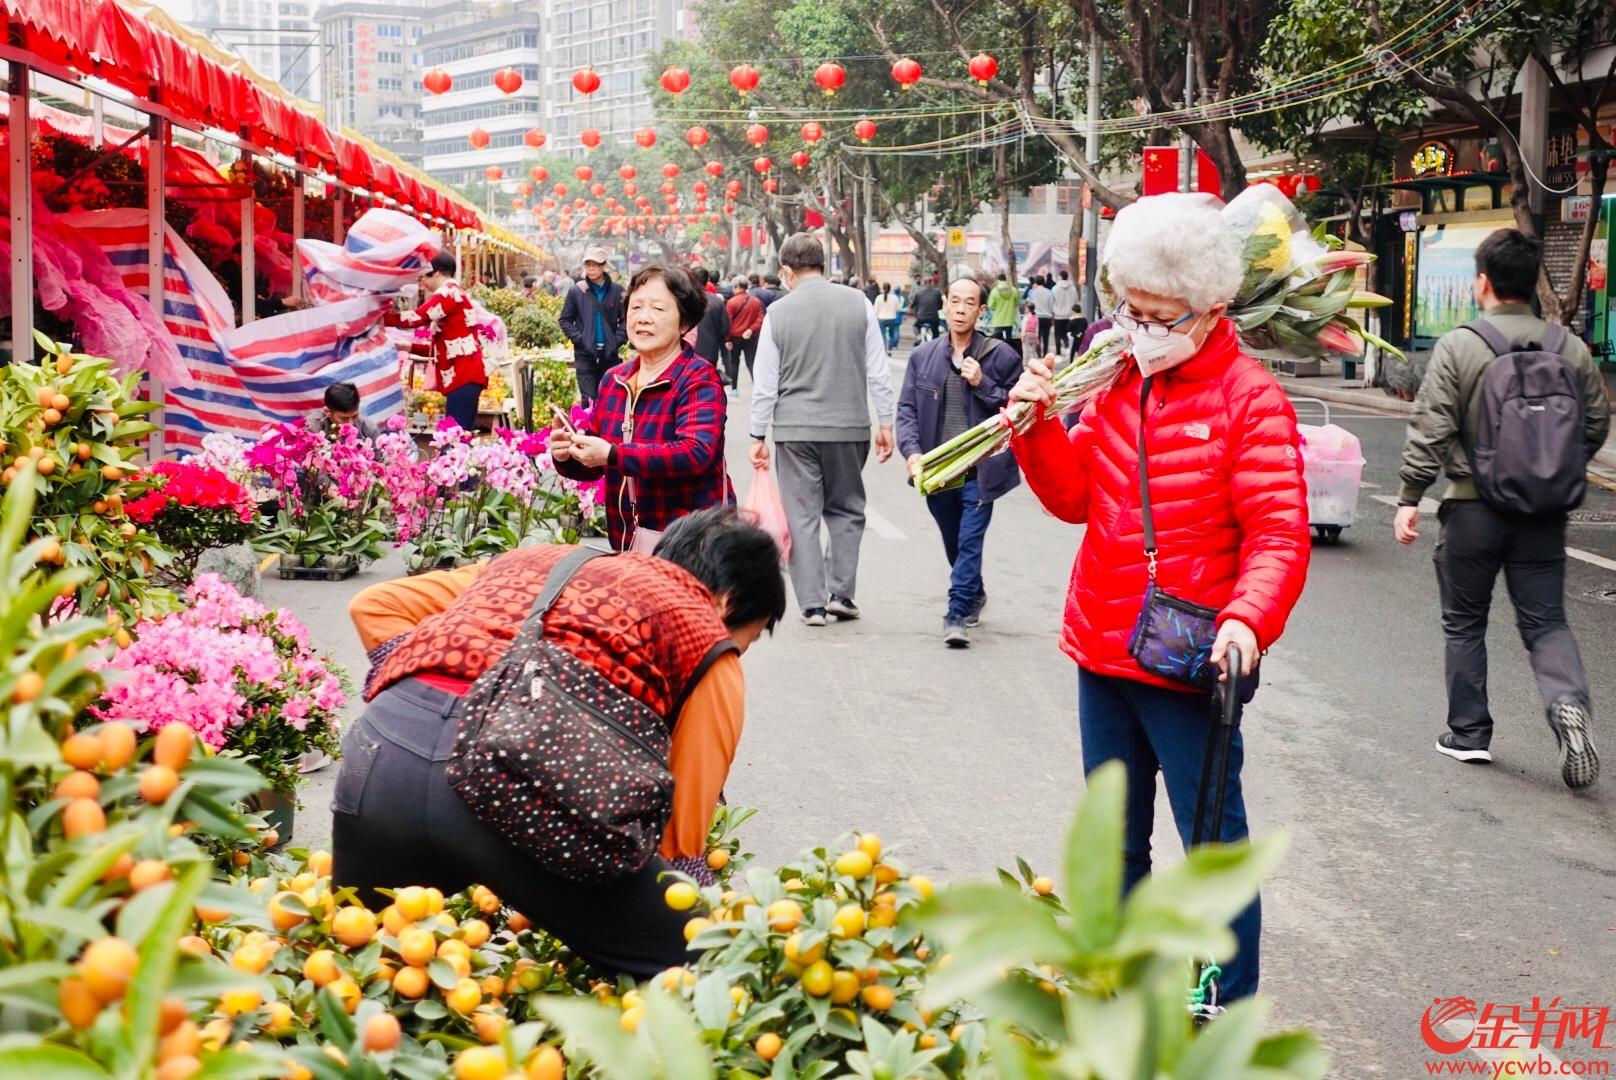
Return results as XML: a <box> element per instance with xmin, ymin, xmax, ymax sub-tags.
<box><xmin>1276</xmin><ymin>373</ymin><xmax>1616</xmax><ymax>483</ymax></box>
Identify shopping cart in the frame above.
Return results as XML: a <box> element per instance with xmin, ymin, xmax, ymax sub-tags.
<box><xmin>1292</xmin><ymin>397</ymin><xmax>1366</xmax><ymax>545</ymax></box>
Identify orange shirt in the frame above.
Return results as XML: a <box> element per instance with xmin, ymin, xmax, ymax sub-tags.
<box><xmin>348</xmin><ymin>566</ymin><xmax>744</xmax><ymax>860</ymax></box>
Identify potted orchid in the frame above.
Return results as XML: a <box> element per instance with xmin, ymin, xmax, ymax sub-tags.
<box><xmin>90</xmin><ymin>574</ymin><xmax>348</xmax><ymax>838</ymax></box>
<box><xmin>248</xmin><ymin>420</ymin><xmax>389</xmax><ymax>578</ymax></box>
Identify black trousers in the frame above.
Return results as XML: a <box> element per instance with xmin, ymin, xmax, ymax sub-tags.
<box><xmin>445</xmin><ymin>383</ymin><xmax>483</xmax><ymax>430</ymax></box>
<box><xmin>726</xmin><ymin>337</ymin><xmax>757</xmax><ymax>387</ymax></box>
<box><xmin>1036</xmin><ymin>316</ymin><xmax>1053</xmax><ymax>356</ymax></box>
<box><xmin>331</xmin><ymin>678</ymin><xmax>690</xmax><ymax>979</ymax></box>
<box><xmin>1433</xmin><ymin>499</ymin><xmax>1591</xmax><ymax>749</ymax></box>
<box><xmin>1052</xmin><ymin>317</ymin><xmax>1073</xmax><ymax>354</ymax></box>
<box><xmin>574</xmin><ymin>347</ymin><xmax>611</xmax><ymax>404</ymax></box>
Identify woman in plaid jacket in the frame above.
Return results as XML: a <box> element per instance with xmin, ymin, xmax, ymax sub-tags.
<box><xmin>552</xmin><ymin>265</ymin><xmax>731</xmax><ymax>550</ymax></box>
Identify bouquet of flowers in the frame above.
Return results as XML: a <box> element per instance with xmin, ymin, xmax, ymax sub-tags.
<box><xmin>123</xmin><ymin>459</ymin><xmax>257</xmax><ymax>585</ymax></box>
<box><xmin>92</xmin><ymin>575</ymin><xmax>347</xmax><ymax>794</ymax></box>
<box><xmin>248</xmin><ymin>420</ymin><xmax>390</xmax><ymax>567</ymax></box>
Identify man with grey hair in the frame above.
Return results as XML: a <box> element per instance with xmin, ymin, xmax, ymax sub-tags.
<box><xmin>749</xmin><ymin>233</ymin><xmax>896</xmax><ymax>625</ymax></box>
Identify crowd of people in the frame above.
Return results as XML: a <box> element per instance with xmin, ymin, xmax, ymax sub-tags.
<box><xmin>330</xmin><ymin>203</ymin><xmax>1606</xmax><ymax>1016</ymax></box>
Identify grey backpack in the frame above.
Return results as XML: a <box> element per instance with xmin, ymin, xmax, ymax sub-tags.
<box><xmin>1465</xmin><ymin>319</ymin><xmax>1586</xmax><ymax>517</ymax></box>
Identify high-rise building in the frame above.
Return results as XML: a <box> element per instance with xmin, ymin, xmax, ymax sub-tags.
<box><xmin>536</xmin><ymin>0</ymin><xmax>696</xmax><ymax>157</ymax></box>
<box><xmin>193</xmin><ymin>0</ymin><xmax>320</xmax><ymax>99</ymax></box>
<box><xmin>314</xmin><ymin>0</ymin><xmax>449</xmax><ymax>165</ymax></box>
<box><xmin>419</xmin><ymin>12</ymin><xmax>543</xmax><ymax>189</ymax></box>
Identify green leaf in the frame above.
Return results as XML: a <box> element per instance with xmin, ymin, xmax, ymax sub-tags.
<box><xmin>533</xmin><ymin>995</ymin><xmax>661</xmax><ymax>1078</ymax></box>
<box><xmin>0</xmin><ymin>1044</ymin><xmax>110</xmax><ymax>1080</ymax></box>
<box><xmin>120</xmin><ymin>861</ymin><xmax>210</xmax><ymax>1079</ymax></box>
<box><xmin>48</xmin><ymin>829</ymin><xmax>144</xmax><ymax>909</ymax></box>
<box><xmin>1064</xmin><ymin>760</ymin><xmax>1124</xmax><ymax>952</ymax></box>
<box><xmin>1065</xmin><ymin>987</ymin><xmax>1147</xmax><ymax>1080</ymax></box>
<box><xmin>0</xmin><ymin>960</ymin><xmax>76</xmax><ymax>995</ymax></box>
<box><xmin>1122</xmin><ymin>833</ymin><xmax>1287</xmax><ymax>944</ymax></box>
<box><xmin>315</xmin><ymin>985</ymin><xmax>357</xmax><ymax>1050</ymax></box>
<box><xmin>115</xmin><ymin>878</ymin><xmax>178</xmax><ymax>945</ymax></box>
<box><xmin>641</xmin><ymin>988</ymin><xmax>712</xmax><ymax>1080</ymax></box>
<box><xmin>1173</xmin><ymin>996</ymin><xmax>1268</xmax><ymax>1080</ymax></box>
<box><xmin>691</xmin><ymin>972</ymin><xmax>732</xmax><ymax>1032</ymax></box>
<box><xmin>174</xmin><ymin>789</ymin><xmax>254</xmax><ymax>842</ymax></box>
<box><xmin>1249</xmin><ymin>1030</ymin><xmax>1330</xmax><ymax>1079</ymax></box>
<box><xmin>413</xmin><ymin>998</ymin><xmax>449</xmax><ymax>1021</ymax></box>
<box><xmin>427</xmin><ymin>957</ymin><xmax>460</xmax><ymax>991</ymax></box>
<box><xmin>168</xmin><ymin>960</ymin><xmax>274</xmax><ymax>1002</ymax></box>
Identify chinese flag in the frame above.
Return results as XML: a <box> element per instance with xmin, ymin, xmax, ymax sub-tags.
<box><xmin>737</xmin><ymin>224</ymin><xmax>754</xmax><ymax>248</ymax></box>
<box><xmin>804</xmin><ymin>209</ymin><xmax>825</xmax><ymax>227</ymax></box>
<box><xmin>1141</xmin><ymin>147</ymin><xmax>1221</xmax><ymax>196</ymax></box>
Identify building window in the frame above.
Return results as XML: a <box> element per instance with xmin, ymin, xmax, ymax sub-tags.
<box><xmin>378</xmin><ymin>77</ymin><xmax>404</xmax><ymax>91</ymax></box>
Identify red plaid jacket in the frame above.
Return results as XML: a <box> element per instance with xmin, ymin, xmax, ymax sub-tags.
<box><xmin>557</xmin><ymin>346</ymin><xmax>731</xmax><ymax>549</ymax></box>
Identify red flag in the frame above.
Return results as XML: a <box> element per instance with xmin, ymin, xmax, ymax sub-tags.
<box><xmin>738</xmin><ymin>224</ymin><xmax>754</xmax><ymax>248</ymax></box>
<box><xmin>1141</xmin><ymin>147</ymin><xmax>1221</xmax><ymax>196</ymax></box>
<box><xmin>804</xmin><ymin>209</ymin><xmax>824</xmax><ymax>227</ymax></box>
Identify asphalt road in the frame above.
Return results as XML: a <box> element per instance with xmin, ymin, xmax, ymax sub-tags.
<box><xmin>265</xmin><ymin>356</ymin><xmax>1616</xmax><ymax>1077</ymax></box>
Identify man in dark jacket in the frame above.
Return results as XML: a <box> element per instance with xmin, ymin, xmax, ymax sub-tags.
<box><xmin>689</xmin><ymin>266</ymin><xmax>730</xmax><ymax>372</ymax></box>
<box><xmin>896</xmin><ymin>276</ymin><xmax>1024</xmax><ymax>647</ymax></box>
<box><xmin>558</xmin><ymin>246</ymin><xmax>625</xmax><ymax>403</ymax></box>
<box><xmin>909</xmin><ymin>276</ymin><xmax>944</xmax><ymax>342</ymax></box>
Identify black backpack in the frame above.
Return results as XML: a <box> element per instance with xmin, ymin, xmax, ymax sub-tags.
<box><xmin>446</xmin><ymin>547</ymin><xmax>735</xmax><ymax>884</ymax></box>
<box><xmin>1464</xmin><ymin>319</ymin><xmax>1587</xmax><ymax>517</ymax></box>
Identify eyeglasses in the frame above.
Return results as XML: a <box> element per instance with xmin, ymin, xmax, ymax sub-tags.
<box><xmin>1110</xmin><ymin>307</ymin><xmax>1196</xmax><ymax>339</ymax></box>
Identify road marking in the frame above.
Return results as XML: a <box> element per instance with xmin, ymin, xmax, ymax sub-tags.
<box><xmin>1440</xmin><ymin>1018</ymin><xmax>1564</xmax><ymax>1073</ymax></box>
<box><xmin>864</xmin><ymin>505</ymin><xmax>907</xmax><ymax>541</ymax></box>
<box><xmin>259</xmin><ymin>553</ymin><xmax>279</xmax><ymax>572</ymax></box>
<box><xmin>1370</xmin><ymin>495</ymin><xmax>1616</xmax><ymax>571</ymax></box>
<box><xmin>1359</xmin><ymin>480</ymin><xmax>1381</xmax><ymax>489</ymax></box>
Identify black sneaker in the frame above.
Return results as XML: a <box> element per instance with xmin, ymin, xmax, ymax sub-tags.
<box><xmin>964</xmin><ymin>594</ymin><xmax>987</xmax><ymax>629</ymax></box>
<box><xmin>801</xmin><ymin>608</ymin><xmax>828</xmax><ymax>627</ymax></box>
<box><xmin>943</xmin><ymin>617</ymin><xmax>970</xmax><ymax>648</ymax></box>
<box><xmin>1547</xmin><ymin>699</ymin><xmax>1599</xmax><ymax>790</ymax></box>
<box><xmin>1435</xmin><ymin>733</ymin><xmax>1492</xmax><ymax>764</ymax></box>
<box><xmin>827</xmin><ymin>596</ymin><xmax>860</xmax><ymax>620</ymax></box>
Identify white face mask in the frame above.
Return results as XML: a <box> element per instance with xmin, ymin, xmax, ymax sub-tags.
<box><xmin>1128</xmin><ymin>312</ymin><xmax>1206</xmax><ymax>376</ymax></box>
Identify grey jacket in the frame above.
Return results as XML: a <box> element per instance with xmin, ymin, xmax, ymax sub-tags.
<box><xmin>1398</xmin><ymin>303</ymin><xmax>1610</xmax><ymax>504</ymax></box>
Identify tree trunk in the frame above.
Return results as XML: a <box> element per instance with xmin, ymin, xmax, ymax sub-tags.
<box><xmin>995</xmin><ymin>143</ymin><xmax>1016</xmax><ymax>282</ymax></box>
<box><xmin>1560</xmin><ymin>154</ymin><xmax>1609</xmax><ymax>324</ymax></box>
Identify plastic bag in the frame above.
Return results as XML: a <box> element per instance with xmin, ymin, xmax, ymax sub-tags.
<box><xmin>742</xmin><ymin>466</ymin><xmax>791</xmax><ymax>562</ymax></box>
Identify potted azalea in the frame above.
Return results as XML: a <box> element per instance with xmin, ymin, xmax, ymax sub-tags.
<box><xmin>248</xmin><ymin>420</ymin><xmax>388</xmax><ymax>578</ymax></box>
<box><xmin>90</xmin><ymin>574</ymin><xmax>347</xmax><ymax>840</ymax></box>
<box><xmin>122</xmin><ymin>458</ymin><xmax>258</xmax><ymax>587</ymax></box>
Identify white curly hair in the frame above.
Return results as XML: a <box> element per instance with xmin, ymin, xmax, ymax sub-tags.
<box><xmin>1102</xmin><ymin>193</ymin><xmax>1242</xmax><ymax>313</ymax></box>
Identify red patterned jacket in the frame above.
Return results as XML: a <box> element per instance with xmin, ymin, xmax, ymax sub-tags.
<box><xmin>385</xmin><ymin>281</ymin><xmax>486</xmax><ymax>393</ymax></box>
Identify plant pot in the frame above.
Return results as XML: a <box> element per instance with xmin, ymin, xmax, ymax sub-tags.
<box><xmin>245</xmin><ymin>789</ymin><xmax>295</xmax><ymax>847</ymax></box>
<box><xmin>278</xmin><ymin>554</ymin><xmax>359</xmax><ymax>581</ymax></box>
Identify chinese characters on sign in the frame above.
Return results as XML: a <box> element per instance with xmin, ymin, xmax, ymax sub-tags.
<box><xmin>1545</xmin><ymin>126</ymin><xmax>1579</xmax><ymax>189</ymax></box>
<box><xmin>1421</xmin><ymin>996</ymin><xmax>1612</xmax><ymax>1056</ymax></box>
<box><xmin>1410</xmin><ymin>140</ymin><xmax>1456</xmax><ymax>178</ymax></box>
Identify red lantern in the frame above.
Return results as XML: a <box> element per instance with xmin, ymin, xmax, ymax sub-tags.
<box><xmin>791</xmin><ymin>150</ymin><xmax>811</xmax><ymax>170</ymax></box>
<box><xmin>591</xmin><ymin>182</ymin><xmax>606</xmax><ymax>197</ymax></box>
<box><xmin>572</xmin><ymin>68</ymin><xmax>601</xmax><ymax>95</ymax></box>
<box><xmin>493</xmin><ymin>67</ymin><xmax>523</xmax><ymax>94</ymax></box>
<box><xmin>524</xmin><ymin>128</ymin><xmax>547</xmax><ymax>149</ymax></box>
<box><xmin>530</xmin><ymin>165</ymin><xmax>548</xmax><ymax>182</ymax></box>
<box><xmin>726</xmin><ymin>179</ymin><xmax>742</xmax><ymax>196</ymax></box>
<box><xmin>623</xmin><ymin>182</ymin><xmax>638</xmax><ymax>197</ymax></box>
<box><xmin>891</xmin><ymin>57</ymin><xmax>922</xmax><ymax>90</ymax></box>
<box><xmin>661</xmin><ymin>162</ymin><xmax>681</xmax><ymax>179</ymax></box>
<box><xmin>753</xmin><ymin>156</ymin><xmax>772</xmax><ymax>174</ymax></box>
<box><xmin>517</xmin><ymin>182</ymin><xmax>533</xmax><ymax>196</ymax></box>
<box><xmin>660</xmin><ymin>67</ymin><xmax>690</xmax><ymax>94</ymax></box>
<box><xmin>511</xmin><ymin>198</ymin><xmax>524</xmax><ymax>209</ymax></box>
<box><xmin>724</xmin><ymin>202</ymin><xmax>737</xmax><ymax>214</ymax></box>
<box><xmin>800</xmin><ymin>121</ymin><xmax>824</xmax><ymax>144</ymax></box>
<box><xmin>485</xmin><ymin>165</ymin><xmax>504</xmax><ymax>181</ymax></box>
<box><xmin>553</xmin><ymin>183</ymin><xmax>569</xmax><ymax>198</ymax></box>
<box><xmin>968</xmin><ymin>53</ymin><xmax>998</xmax><ymax>86</ymax></box>
<box><xmin>729</xmin><ymin>64</ymin><xmax>760</xmax><ymax>96</ymax></box>
<box><xmin>705</xmin><ymin>160</ymin><xmax>724</xmax><ymax>177</ymax></box>
<box><xmin>745</xmin><ymin>123</ymin><xmax>769</xmax><ymax>147</ymax></box>
<box><xmin>685</xmin><ymin>125</ymin><xmax>710</xmax><ymax>149</ymax></box>
<box><xmin>635</xmin><ymin>127</ymin><xmax>657</xmax><ymax>149</ymax></box>
<box><xmin>614</xmin><ymin>166</ymin><xmax>634</xmax><ymax>182</ymax></box>
<box><xmin>660</xmin><ymin>181</ymin><xmax>676</xmax><ymax>195</ymax></box>
<box><xmin>763</xmin><ymin>178</ymin><xmax>779</xmax><ymax>194</ymax></box>
<box><xmin>580</xmin><ymin>128</ymin><xmax>601</xmax><ymax>150</ymax></box>
<box><xmin>423</xmin><ymin>68</ymin><xmax>452</xmax><ymax>95</ymax></box>
<box><xmin>467</xmin><ymin>128</ymin><xmax>490</xmax><ymax>149</ymax></box>
<box><xmin>692</xmin><ymin>181</ymin><xmax>709</xmax><ymax>198</ymax></box>
<box><xmin>853</xmin><ymin>119</ymin><xmax>877</xmax><ymax>144</ymax></box>
<box><xmin>575</xmin><ymin>164</ymin><xmax>593</xmax><ymax>181</ymax></box>
<box><xmin>813</xmin><ymin>62</ymin><xmax>846</xmax><ymax>96</ymax></box>
<box><xmin>574</xmin><ymin>198</ymin><xmax>586</xmax><ymax>209</ymax></box>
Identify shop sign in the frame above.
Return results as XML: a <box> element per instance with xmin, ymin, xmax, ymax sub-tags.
<box><xmin>1399</xmin><ymin>211</ymin><xmax>1419</xmax><ymax>232</ymax></box>
<box><xmin>947</xmin><ymin>227</ymin><xmax>965</xmax><ymax>247</ymax></box>
<box><xmin>1545</xmin><ymin>126</ymin><xmax>1579</xmax><ymax>189</ymax></box>
<box><xmin>1562</xmin><ymin>195</ymin><xmax>1592</xmax><ymax>223</ymax></box>
<box><xmin>1410</xmin><ymin>140</ymin><xmax>1456</xmax><ymax>178</ymax></box>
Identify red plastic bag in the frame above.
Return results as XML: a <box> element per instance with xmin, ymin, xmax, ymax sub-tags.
<box><xmin>742</xmin><ymin>466</ymin><xmax>791</xmax><ymax>562</ymax></box>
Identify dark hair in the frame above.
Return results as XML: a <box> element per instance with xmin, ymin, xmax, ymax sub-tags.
<box><xmin>996</xmin><ymin>272</ymin><xmax>1006</xmax><ymax>281</ymax></box>
<box><xmin>523</xmin><ymin>276</ymin><xmax>536</xmax><ymax>287</ymax></box>
<box><xmin>627</xmin><ymin>264</ymin><xmax>707</xmax><ymax>332</ymax></box>
<box><xmin>653</xmin><ymin>508</ymin><xmax>787</xmax><ymax>631</ymax></box>
<box><xmin>780</xmin><ymin>232</ymin><xmax>826</xmax><ymax>272</ymax></box>
<box><xmin>324</xmin><ymin>382</ymin><xmax>360</xmax><ymax>412</ymax></box>
<box><xmin>765</xmin><ymin>274</ymin><xmax>781</xmax><ymax>287</ymax></box>
<box><xmin>1060</xmin><ymin>270</ymin><xmax>1070</xmax><ymax>280</ymax></box>
<box><xmin>692</xmin><ymin>265</ymin><xmax>710</xmax><ymax>287</ymax></box>
<box><xmin>429</xmin><ymin>251</ymin><xmax>456</xmax><ymax>277</ymax></box>
<box><xmin>1474</xmin><ymin>228</ymin><xmax>1540</xmax><ymax>303</ymax></box>
<box><xmin>749</xmin><ymin>273</ymin><xmax>761</xmax><ymax>287</ymax></box>
<box><xmin>881</xmin><ymin>282</ymin><xmax>891</xmax><ymax>295</ymax></box>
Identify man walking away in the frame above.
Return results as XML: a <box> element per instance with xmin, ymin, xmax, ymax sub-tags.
<box><xmin>761</xmin><ymin>274</ymin><xmax>783</xmax><ymax>310</ymax></box>
<box><xmin>1028</xmin><ymin>274</ymin><xmax>1054</xmax><ymax>356</ymax></box>
<box><xmin>987</xmin><ymin>273</ymin><xmax>1020</xmax><ymax>345</ymax></box>
<box><xmin>1396</xmin><ymin>228</ymin><xmax>1610</xmax><ymax>789</ymax></box>
<box><xmin>749</xmin><ymin>233</ymin><xmax>896</xmax><ymax>625</ymax></box>
<box><xmin>1051</xmin><ymin>270</ymin><xmax>1078</xmax><ymax>354</ymax></box>
<box><xmin>558</xmin><ymin>247</ymin><xmax>624</xmax><ymax>403</ymax></box>
<box><xmin>689</xmin><ymin>266</ymin><xmax>731</xmax><ymax>372</ymax></box>
<box><xmin>725</xmin><ymin>277</ymin><xmax>764</xmax><ymax>389</ymax></box>
<box><xmin>897</xmin><ymin>277</ymin><xmax>1023</xmax><ymax>646</ymax></box>
<box><xmin>911</xmin><ymin>275</ymin><xmax>944</xmax><ymax>342</ymax></box>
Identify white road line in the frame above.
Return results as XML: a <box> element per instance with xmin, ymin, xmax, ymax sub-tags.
<box><xmin>864</xmin><ymin>505</ymin><xmax>907</xmax><ymax>541</ymax></box>
<box><xmin>1369</xmin><ymin>495</ymin><xmax>1616</xmax><ymax>571</ymax></box>
<box><xmin>1359</xmin><ymin>480</ymin><xmax>1381</xmax><ymax>489</ymax></box>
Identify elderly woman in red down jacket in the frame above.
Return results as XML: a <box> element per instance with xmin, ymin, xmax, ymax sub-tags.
<box><xmin>1009</xmin><ymin>193</ymin><xmax>1310</xmax><ymax>1003</ymax></box>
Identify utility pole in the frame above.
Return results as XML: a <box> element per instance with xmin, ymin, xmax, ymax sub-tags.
<box><xmin>1180</xmin><ymin>0</ymin><xmax>1196</xmax><ymax>193</ymax></box>
<box><xmin>1083</xmin><ymin>32</ymin><xmax>1102</xmax><ymax>320</ymax></box>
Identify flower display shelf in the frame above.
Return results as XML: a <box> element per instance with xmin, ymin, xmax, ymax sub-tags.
<box><xmin>277</xmin><ymin>554</ymin><xmax>360</xmax><ymax>581</ymax></box>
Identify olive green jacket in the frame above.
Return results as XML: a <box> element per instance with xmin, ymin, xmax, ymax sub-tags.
<box><xmin>1397</xmin><ymin>303</ymin><xmax>1611</xmax><ymax>504</ymax></box>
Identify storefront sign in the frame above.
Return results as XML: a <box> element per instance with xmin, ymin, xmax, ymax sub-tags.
<box><xmin>947</xmin><ymin>227</ymin><xmax>965</xmax><ymax>247</ymax></box>
<box><xmin>1545</xmin><ymin>126</ymin><xmax>1579</xmax><ymax>190</ymax></box>
<box><xmin>1562</xmin><ymin>195</ymin><xmax>1592</xmax><ymax>223</ymax></box>
<box><xmin>1410</xmin><ymin>140</ymin><xmax>1456</xmax><ymax>178</ymax></box>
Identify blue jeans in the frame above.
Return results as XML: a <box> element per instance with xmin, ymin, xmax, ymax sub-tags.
<box><xmin>880</xmin><ymin>318</ymin><xmax>900</xmax><ymax>350</ymax></box>
<box><xmin>1076</xmin><ymin>667</ymin><xmax>1261</xmax><ymax>1002</ymax></box>
<box><xmin>925</xmin><ymin>476</ymin><xmax>992</xmax><ymax>621</ymax></box>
